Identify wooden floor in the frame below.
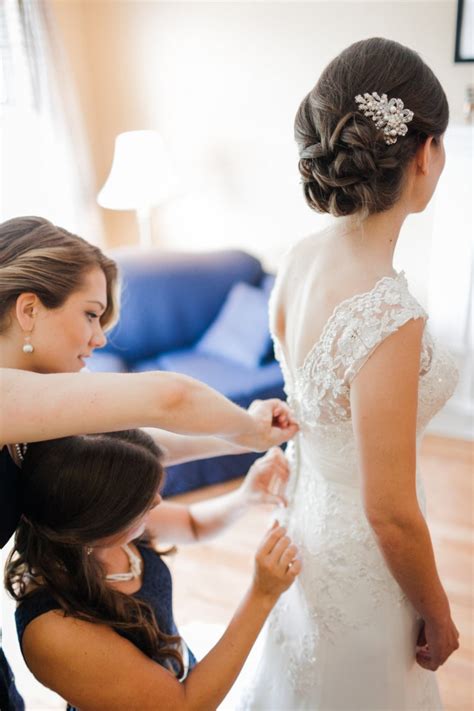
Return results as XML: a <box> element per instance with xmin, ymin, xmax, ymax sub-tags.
<box><xmin>169</xmin><ymin>435</ymin><xmax>474</xmax><ymax>711</ymax></box>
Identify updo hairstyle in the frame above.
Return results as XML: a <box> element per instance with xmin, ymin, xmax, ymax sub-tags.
<box><xmin>295</xmin><ymin>37</ymin><xmax>449</xmax><ymax>216</ymax></box>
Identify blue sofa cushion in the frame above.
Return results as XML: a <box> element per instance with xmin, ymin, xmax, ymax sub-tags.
<box><xmin>133</xmin><ymin>349</ymin><xmax>283</xmax><ymax>401</ymax></box>
<box><xmin>260</xmin><ymin>273</ymin><xmax>276</xmax><ymax>297</ymax></box>
<box><xmin>259</xmin><ymin>274</ymin><xmax>277</xmax><ymax>362</ymax></box>
<box><xmin>101</xmin><ymin>249</ymin><xmax>265</xmax><ymax>366</ymax></box>
<box><xmin>195</xmin><ymin>282</ymin><xmax>271</xmax><ymax>368</ymax></box>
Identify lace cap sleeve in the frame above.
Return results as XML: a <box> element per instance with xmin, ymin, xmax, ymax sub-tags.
<box><xmin>341</xmin><ymin>274</ymin><xmax>428</xmax><ymax>385</ymax></box>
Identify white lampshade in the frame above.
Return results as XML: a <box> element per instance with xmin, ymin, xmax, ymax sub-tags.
<box><xmin>98</xmin><ymin>130</ymin><xmax>173</xmax><ymax>211</ymax></box>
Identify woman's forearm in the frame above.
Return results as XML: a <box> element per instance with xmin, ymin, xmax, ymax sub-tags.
<box><xmin>369</xmin><ymin>512</ymin><xmax>450</xmax><ymax>623</ymax></box>
<box><xmin>142</xmin><ymin>428</ymin><xmax>250</xmax><ymax>467</ymax></box>
<box><xmin>188</xmin><ymin>488</ymin><xmax>248</xmax><ymax>541</ymax></box>
<box><xmin>155</xmin><ymin>373</ymin><xmax>257</xmax><ymax>440</ymax></box>
<box><xmin>0</xmin><ymin>369</ymin><xmax>255</xmax><ymax>444</ymax></box>
<box><xmin>182</xmin><ymin>586</ymin><xmax>275</xmax><ymax>710</ymax></box>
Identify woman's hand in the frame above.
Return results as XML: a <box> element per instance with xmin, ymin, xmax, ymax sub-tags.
<box><xmin>255</xmin><ymin>399</ymin><xmax>294</xmax><ymax>430</ymax></box>
<box><xmin>240</xmin><ymin>447</ymin><xmax>290</xmax><ymax>507</ymax></box>
<box><xmin>158</xmin><ymin>448</ymin><xmax>291</xmax><ymax>544</ymax></box>
<box><xmin>238</xmin><ymin>398</ymin><xmax>298</xmax><ymax>451</ymax></box>
<box><xmin>416</xmin><ymin>617</ymin><xmax>460</xmax><ymax>671</ymax></box>
<box><xmin>252</xmin><ymin>522</ymin><xmax>301</xmax><ymax>602</ymax></box>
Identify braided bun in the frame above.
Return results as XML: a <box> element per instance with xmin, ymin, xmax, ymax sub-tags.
<box><xmin>295</xmin><ymin>38</ymin><xmax>448</xmax><ymax>216</ymax></box>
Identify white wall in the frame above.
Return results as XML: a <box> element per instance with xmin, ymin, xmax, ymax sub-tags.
<box><xmin>54</xmin><ymin>1</ymin><xmax>473</xmax><ymax>272</ymax></box>
<box><xmin>53</xmin><ymin>0</ymin><xmax>473</xmax><ymax>437</ymax></box>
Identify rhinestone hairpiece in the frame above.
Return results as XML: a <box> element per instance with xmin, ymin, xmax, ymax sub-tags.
<box><xmin>354</xmin><ymin>92</ymin><xmax>414</xmax><ymax>145</ymax></box>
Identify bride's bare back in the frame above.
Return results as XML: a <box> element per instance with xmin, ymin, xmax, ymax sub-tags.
<box><xmin>272</xmin><ymin>226</ymin><xmax>399</xmax><ymax>373</ymax></box>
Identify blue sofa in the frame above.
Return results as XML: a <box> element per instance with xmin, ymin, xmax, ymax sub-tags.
<box><xmin>88</xmin><ymin>248</ymin><xmax>285</xmax><ymax>496</ymax></box>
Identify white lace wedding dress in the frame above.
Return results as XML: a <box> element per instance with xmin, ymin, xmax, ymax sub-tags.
<box><xmin>238</xmin><ymin>267</ymin><xmax>458</xmax><ymax>710</ymax></box>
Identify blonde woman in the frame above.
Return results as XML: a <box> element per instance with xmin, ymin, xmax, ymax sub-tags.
<box><xmin>0</xmin><ymin>216</ymin><xmax>297</xmax><ymax>709</ymax></box>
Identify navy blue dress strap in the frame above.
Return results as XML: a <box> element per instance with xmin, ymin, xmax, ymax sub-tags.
<box><xmin>15</xmin><ymin>587</ymin><xmax>63</xmax><ymax>653</ymax></box>
<box><xmin>0</xmin><ymin>447</ymin><xmax>22</xmax><ymax>549</ymax></box>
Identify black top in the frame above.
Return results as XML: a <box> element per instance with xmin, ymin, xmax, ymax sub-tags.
<box><xmin>1</xmin><ymin>451</ymin><xmax>25</xmax><ymax>709</ymax></box>
<box><xmin>0</xmin><ymin>648</ymin><xmax>24</xmax><ymax>711</ymax></box>
<box><xmin>16</xmin><ymin>544</ymin><xmax>196</xmax><ymax>708</ymax></box>
<box><xmin>0</xmin><ymin>447</ymin><xmax>22</xmax><ymax>549</ymax></box>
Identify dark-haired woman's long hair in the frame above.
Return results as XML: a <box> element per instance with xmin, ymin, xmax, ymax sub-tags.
<box><xmin>5</xmin><ymin>429</ymin><xmax>184</xmax><ymax>677</ymax></box>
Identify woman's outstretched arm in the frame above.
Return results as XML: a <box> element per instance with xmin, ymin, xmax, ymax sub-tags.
<box><xmin>0</xmin><ymin>369</ymin><xmax>297</xmax><ymax>451</ymax></box>
<box><xmin>144</xmin><ymin>447</ymin><xmax>289</xmax><ymax>543</ymax></box>
<box><xmin>21</xmin><ymin>524</ymin><xmax>300</xmax><ymax>711</ymax></box>
<box><xmin>141</xmin><ymin>427</ymin><xmax>251</xmax><ymax>466</ymax></box>
<box><xmin>143</xmin><ymin>400</ymin><xmax>295</xmax><ymax>465</ymax></box>
<box><xmin>351</xmin><ymin>318</ymin><xmax>459</xmax><ymax>671</ymax></box>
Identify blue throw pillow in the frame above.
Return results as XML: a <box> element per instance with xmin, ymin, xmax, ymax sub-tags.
<box><xmin>196</xmin><ymin>281</ymin><xmax>271</xmax><ymax>368</ymax></box>
<box><xmin>260</xmin><ymin>273</ymin><xmax>276</xmax><ymax>297</ymax></box>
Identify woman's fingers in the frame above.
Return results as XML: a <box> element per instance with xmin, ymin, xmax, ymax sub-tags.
<box><xmin>246</xmin><ymin>399</ymin><xmax>298</xmax><ymax>450</ymax></box>
<box><xmin>259</xmin><ymin>524</ymin><xmax>300</xmax><ymax>572</ymax></box>
<box><xmin>269</xmin><ymin>421</ymin><xmax>299</xmax><ymax>445</ymax></box>
<box><xmin>278</xmin><ymin>543</ymin><xmax>298</xmax><ymax>571</ymax></box>
<box><xmin>285</xmin><ymin>558</ymin><xmax>302</xmax><ymax>577</ymax></box>
<box><xmin>267</xmin><ymin>533</ymin><xmax>298</xmax><ymax>569</ymax></box>
<box><xmin>416</xmin><ymin>653</ymin><xmax>438</xmax><ymax>671</ymax></box>
<box><xmin>253</xmin><ymin>524</ymin><xmax>301</xmax><ymax>597</ymax></box>
<box><xmin>267</xmin><ymin>534</ymin><xmax>300</xmax><ymax>576</ymax></box>
<box><xmin>267</xmin><ymin>446</ymin><xmax>290</xmax><ymax>470</ymax></box>
<box><xmin>249</xmin><ymin>448</ymin><xmax>290</xmax><ymax>503</ymax></box>
<box><xmin>267</xmin><ymin>400</ymin><xmax>299</xmax><ymax>431</ymax></box>
<box><xmin>268</xmin><ymin>465</ymin><xmax>289</xmax><ymax>492</ymax></box>
<box><xmin>261</xmin><ymin>492</ymin><xmax>288</xmax><ymax>507</ymax></box>
<box><xmin>272</xmin><ymin>401</ymin><xmax>298</xmax><ymax>425</ymax></box>
<box><xmin>258</xmin><ymin>523</ymin><xmax>286</xmax><ymax>556</ymax></box>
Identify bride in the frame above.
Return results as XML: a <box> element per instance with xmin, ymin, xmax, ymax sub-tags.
<box><xmin>239</xmin><ymin>37</ymin><xmax>459</xmax><ymax>710</ymax></box>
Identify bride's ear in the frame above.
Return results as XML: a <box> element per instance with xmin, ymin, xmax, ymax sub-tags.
<box><xmin>415</xmin><ymin>136</ymin><xmax>436</xmax><ymax>176</ymax></box>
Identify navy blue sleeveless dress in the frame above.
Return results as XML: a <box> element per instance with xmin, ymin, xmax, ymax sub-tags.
<box><xmin>15</xmin><ymin>544</ymin><xmax>196</xmax><ymax>710</ymax></box>
<box><xmin>0</xmin><ymin>447</ymin><xmax>25</xmax><ymax>711</ymax></box>
<box><xmin>0</xmin><ymin>446</ymin><xmax>22</xmax><ymax>550</ymax></box>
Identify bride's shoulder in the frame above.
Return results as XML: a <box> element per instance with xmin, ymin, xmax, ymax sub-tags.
<box><xmin>276</xmin><ymin>230</ymin><xmax>327</xmax><ymax>278</ymax></box>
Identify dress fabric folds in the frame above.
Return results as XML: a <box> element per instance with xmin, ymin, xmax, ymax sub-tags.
<box><xmin>239</xmin><ymin>271</ymin><xmax>458</xmax><ymax>710</ymax></box>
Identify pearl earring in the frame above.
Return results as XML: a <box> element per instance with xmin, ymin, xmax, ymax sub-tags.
<box><xmin>22</xmin><ymin>334</ymin><xmax>34</xmax><ymax>354</ymax></box>
<box><xmin>86</xmin><ymin>546</ymin><xmax>93</xmax><ymax>556</ymax></box>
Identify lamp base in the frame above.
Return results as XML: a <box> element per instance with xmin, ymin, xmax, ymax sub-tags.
<box><xmin>136</xmin><ymin>207</ymin><xmax>153</xmax><ymax>248</ymax></box>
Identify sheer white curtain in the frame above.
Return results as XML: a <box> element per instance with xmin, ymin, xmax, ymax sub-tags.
<box><xmin>0</xmin><ymin>0</ymin><xmax>102</xmax><ymax>242</ymax></box>
<box><xmin>428</xmin><ymin>125</ymin><xmax>474</xmax><ymax>439</ymax></box>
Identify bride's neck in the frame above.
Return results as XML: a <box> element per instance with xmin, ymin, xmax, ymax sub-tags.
<box><xmin>331</xmin><ymin>201</ymin><xmax>409</xmax><ymax>271</ymax></box>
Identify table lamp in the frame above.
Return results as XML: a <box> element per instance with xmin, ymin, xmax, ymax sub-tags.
<box><xmin>98</xmin><ymin>130</ymin><xmax>173</xmax><ymax>248</ymax></box>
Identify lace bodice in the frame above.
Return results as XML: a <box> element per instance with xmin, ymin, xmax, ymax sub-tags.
<box><xmin>238</xmin><ymin>266</ymin><xmax>454</xmax><ymax>710</ymax></box>
<box><xmin>270</xmin><ymin>270</ymin><xmax>458</xmax><ymax>440</ymax></box>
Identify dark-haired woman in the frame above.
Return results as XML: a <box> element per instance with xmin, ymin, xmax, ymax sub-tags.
<box><xmin>5</xmin><ymin>430</ymin><xmax>300</xmax><ymax>710</ymax></box>
<box><xmin>0</xmin><ymin>215</ymin><xmax>297</xmax><ymax>709</ymax></box>
<box><xmin>239</xmin><ymin>38</ymin><xmax>459</xmax><ymax>709</ymax></box>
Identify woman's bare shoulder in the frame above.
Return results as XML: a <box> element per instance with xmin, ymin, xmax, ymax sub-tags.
<box><xmin>275</xmin><ymin>230</ymin><xmax>329</xmax><ymax>292</ymax></box>
<box><xmin>22</xmin><ymin>609</ymin><xmax>128</xmax><ymax>685</ymax></box>
<box><xmin>22</xmin><ymin>605</ymin><xmax>180</xmax><ymax>710</ymax></box>
<box><xmin>280</xmin><ymin>230</ymin><xmax>329</xmax><ymax>265</ymax></box>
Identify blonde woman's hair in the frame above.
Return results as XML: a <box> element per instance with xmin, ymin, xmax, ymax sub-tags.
<box><xmin>0</xmin><ymin>216</ymin><xmax>119</xmax><ymax>334</ymax></box>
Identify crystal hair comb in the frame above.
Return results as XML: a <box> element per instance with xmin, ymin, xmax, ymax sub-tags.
<box><xmin>355</xmin><ymin>92</ymin><xmax>414</xmax><ymax>145</ymax></box>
